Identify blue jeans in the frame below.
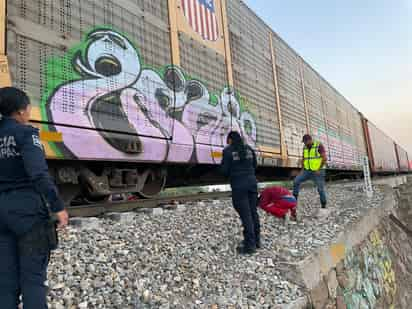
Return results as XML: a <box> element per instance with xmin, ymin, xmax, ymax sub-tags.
<box><xmin>293</xmin><ymin>169</ymin><xmax>327</xmax><ymax>205</ymax></box>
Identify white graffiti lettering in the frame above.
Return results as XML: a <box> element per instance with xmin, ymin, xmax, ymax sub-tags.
<box><xmin>47</xmin><ymin>29</ymin><xmax>257</xmax><ymax>164</ymax></box>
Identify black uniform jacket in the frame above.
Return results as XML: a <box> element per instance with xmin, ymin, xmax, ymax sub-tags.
<box><xmin>0</xmin><ymin>117</ymin><xmax>64</xmax><ymax>213</ymax></box>
<box><xmin>221</xmin><ymin>144</ymin><xmax>257</xmax><ymax>190</ymax></box>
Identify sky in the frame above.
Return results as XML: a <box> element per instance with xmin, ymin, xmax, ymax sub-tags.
<box><xmin>243</xmin><ymin>0</ymin><xmax>412</xmax><ymax>155</ymax></box>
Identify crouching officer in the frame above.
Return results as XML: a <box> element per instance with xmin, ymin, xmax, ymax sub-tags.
<box><xmin>221</xmin><ymin>131</ymin><xmax>260</xmax><ymax>255</ymax></box>
<box><xmin>0</xmin><ymin>87</ymin><xmax>69</xmax><ymax>308</ymax></box>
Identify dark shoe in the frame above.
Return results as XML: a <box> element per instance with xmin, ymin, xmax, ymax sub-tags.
<box><xmin>237</xmin><ymin>245</ymin><xmax>256</xmax><ymax>255</ymax></box>
<box><xmin>321</xmin><ymin>202</ymin><xmax>327</xmax><ymax>209</ymax></box>
<box><xmin>241</xmin><ymin>240</ymin><xmax>261</xmax><ymax>249</ymax></box>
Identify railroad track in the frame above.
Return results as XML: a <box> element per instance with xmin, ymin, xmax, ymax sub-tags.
<box><xmin>67</xmin><ymin>175</ymin><xmax>406</xmax><ymax>217</ymax></box>
<box><xmin>68</xmin><ymin>191</ymin><xmax>232</xmax><ymax>217</ymax></box>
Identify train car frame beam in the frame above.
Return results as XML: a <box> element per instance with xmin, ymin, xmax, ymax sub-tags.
<box><xmin>0</xmin><ymin>0</ymin><xmax>11</xmax><ymax>87</ymax></box>
<box><xmin>269</xmin><ymin>34</ymin><xmax>287</xmax><ymax>162</ymax></box>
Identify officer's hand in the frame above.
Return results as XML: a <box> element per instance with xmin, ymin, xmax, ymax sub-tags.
<box><xmin>314</xmin><ymin>171</ymin><xmax>321</xmax><ymax>176</ymax></box>
<box><xmin>55</xmin><ymin>209</ymin><xmax>69</xmax><ymax>228</ymax></box>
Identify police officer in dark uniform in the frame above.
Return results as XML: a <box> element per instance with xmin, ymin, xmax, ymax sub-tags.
<box><xmin>221</xmin><ymin>131</ymin><xmax>260</xmax><ymax>255</ymax></box>
<box><xmin>0</xmin><ymin>87</ymin><xmax>69</xmax><ymax>308</ymax></box>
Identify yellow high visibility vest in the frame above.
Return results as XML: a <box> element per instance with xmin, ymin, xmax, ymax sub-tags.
<box><xmin>303</xmin><ymin>141</ymin><xmax>323</xmax><ymax>171</ymax></box>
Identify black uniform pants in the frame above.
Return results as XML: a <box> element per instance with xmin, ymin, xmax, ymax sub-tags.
<box><xmin>0</xmin><ymin>190</ymin><xmax>49</xmax><ymax>309</ymax></box>
<box><xmin>232</xmin><ymin>187</ymin><xmax>260</xmax><ymax>248</ymax></box>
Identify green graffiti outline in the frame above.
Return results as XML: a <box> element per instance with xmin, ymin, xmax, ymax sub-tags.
<box><xmin>40</xmin><ymin>26</ymin><xmax>256</xmax><ymax>155</ymax></box>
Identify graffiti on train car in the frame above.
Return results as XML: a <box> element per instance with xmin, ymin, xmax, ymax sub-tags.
<box><xmin>312</xmin><ymin>122</ymin><xmax>362</xmax><ymax>170</ymax></box>
<box><xmin>41</xmin><ymin>28</ymin><xmax>257</xmax><ymax>163</ymax></box>
<box><xmin>286</xmin><ymin>121</ymin><xmax>362</xmax><ymax>169</ymax></box>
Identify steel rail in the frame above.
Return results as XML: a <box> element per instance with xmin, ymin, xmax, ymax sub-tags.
<box><xmin>68</xmin><ymin>191</ymin><xmax>232</xmax><ymax>217</ymax></box>
<box><xmin>67</xmin><ymin>175</ymin><xmax>406</xmax><ymax>217</ymax></box>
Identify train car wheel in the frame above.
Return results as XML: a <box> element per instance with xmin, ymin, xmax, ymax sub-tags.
<box><xmin>136</xmin><ymin>168</ymin><xmax>167</xmax><ymax>198</ymax></box>
<box><xmin>80</xmin><ymin>181</ymin><xmax>111</xmax><ymax>204</ymax></box>
<box><xmin>83</xmin><ymin>195</ymin><xmax>111</xmax><ymax>204</ymax></box>
<box><xmin>58</xmin><ymin>184</ymin><xmax>81</xmax><ymax>206</ymax></box>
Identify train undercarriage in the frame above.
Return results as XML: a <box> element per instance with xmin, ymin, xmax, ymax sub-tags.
<box><xmin>50</xmin><ymin>160</ymin><xmax>388</xmax><ymax>207</ymax></box>
<box><xmin>50</xmin><ymin>160</ymin><xmax>290</xmax><ymax>206</ymax></box>
<box><xmin>50</xmin><ymin>161</ymin><xmax>168</xmax><ymax>205</ymax></box>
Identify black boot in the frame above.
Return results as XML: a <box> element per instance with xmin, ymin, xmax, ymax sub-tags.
<box><xmin>240</xmin><ymin>240</ymin><xmax>261</xmax><ymax>249</ymax></box>
<box><xmin>321</xmin><ymin>202</ymin><xmax>327</xmax><ymax>209</ymax></box>
<box><xmin>237</xmin><ymin>245</ymin><xmax>256</xmax><ymax>255</ymax></box>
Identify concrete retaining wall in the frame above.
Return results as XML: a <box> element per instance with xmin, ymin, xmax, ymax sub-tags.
<box><xmin>282</xmin><ymin>176</ymin><xmax>412</xmax><ymax>308</ymax></box>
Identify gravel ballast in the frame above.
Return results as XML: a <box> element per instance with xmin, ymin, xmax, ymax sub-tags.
<box><xmin>47</xmin><ymin>183</ymin><xmax>385</xmax><ymax>308</ymax></box>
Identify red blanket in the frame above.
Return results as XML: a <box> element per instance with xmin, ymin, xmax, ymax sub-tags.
<box><xmin>259</xmin><ymin>186</ymin><xmax>297</xmax><ymax>218</ymax></box>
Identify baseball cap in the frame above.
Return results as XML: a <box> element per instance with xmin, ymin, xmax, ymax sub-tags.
<box><xmin>302</xmin><ymin>134</ymin><xmax>312</xmax><ymax>142</ymax></box>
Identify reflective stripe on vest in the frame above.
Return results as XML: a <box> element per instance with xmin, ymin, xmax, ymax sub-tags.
<box><xmin>303</xmin><ymin>141</ymin><xmax>323</xmax><ymax>171</ymax></box>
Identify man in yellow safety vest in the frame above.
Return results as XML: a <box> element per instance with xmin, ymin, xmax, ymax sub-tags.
<box><xmin>293</xmin><ymin>134</ymin><xmax>328</xmax><ymax>208</ymax></box>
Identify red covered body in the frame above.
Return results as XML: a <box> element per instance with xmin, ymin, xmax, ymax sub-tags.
<box><xmin>258</xmin><ymin>186</ymin><xmax>297</xmax><ymax>218</ymax></box>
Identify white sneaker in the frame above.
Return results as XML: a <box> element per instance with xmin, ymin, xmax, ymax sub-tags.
<box><xmin>284</xmin><ymin>211</ymin><xmax>291</xmax><ymax>227</ymax></box>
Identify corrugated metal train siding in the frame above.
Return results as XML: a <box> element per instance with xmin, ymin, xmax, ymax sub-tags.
<box><xmin>336</xmin><ymin>94</ymin><xmax>359</xmax><ymax>169</ymax></box>
<box><xmin>9</xmin><ymin>1</ymin><xmax>171</xmax><ymax>66</ymax></box>
<box><xmin>302</xmin><ymin>62</ymin><xmax>329</xmax><ymax>159</ymax></box>
<box><xmin>367</xmin><ymin>121</ymin><xmax>398</xmax><ymax>172</ymax></box>
<box><xmin>7</xmin><ymin>0</ymin><xmax>172</xmax><ymax>122</ymax></box>
<box><xmin>346</xmin><ymin>103</ymin><xmax>367</xmax><ymax>169</ymax></box>
<box><xmin>226</xmin><ymin>0</ymin><xmax>280</xmax><ymax>151</ymax></box>
<box><xmin>336</xmin><ymin>95</ymin><xmax>351</xmax><ymax>168</ymax></box>
<box><xmin>4</xmin><ymin>0</ymin><xmax>405</xmax><ymax>170</ymax></box>
<box><xmin>272</xmin><ymin>34</ymin><xmax>307</xmax><ymax>157</ymax></box>
<box><xmin>320</xmin><ymin>80</ymin><xmax>342</xmax><ymax>168</ymax></box>
<box><xmin>178</xmin><ymin>32</ymin><xmax>227</xmax><ymax>95</ymax></box>
<box><xmin>352</xmin><ymin>111</ymin><xmax>367</xmax><ymax>165</ymax></box>
<box><xmin>396</xmin><ymin>144</ymin><xmax>409</xmax><ymax>171</ymax></box>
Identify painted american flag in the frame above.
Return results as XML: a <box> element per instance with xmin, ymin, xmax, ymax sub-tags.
<box><xmin>181</xmin><ymin>0</ymin><xmax>219</xmax><ymax>41</ymax></box>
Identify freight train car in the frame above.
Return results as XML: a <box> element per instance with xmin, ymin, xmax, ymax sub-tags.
<box><xmin>394</xmin><ymin>144</ymin><xmax>409</xmax><ymax>172</ymax></box>
<box><xmin>0</xmin><ymin>0</ymin><xmax>408</xmax><ymax>204</ymax></box>
<box><xmin>362</xmin><ymin>119</ymin><xmax>399</xmax><ymax>173</ymax></box>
